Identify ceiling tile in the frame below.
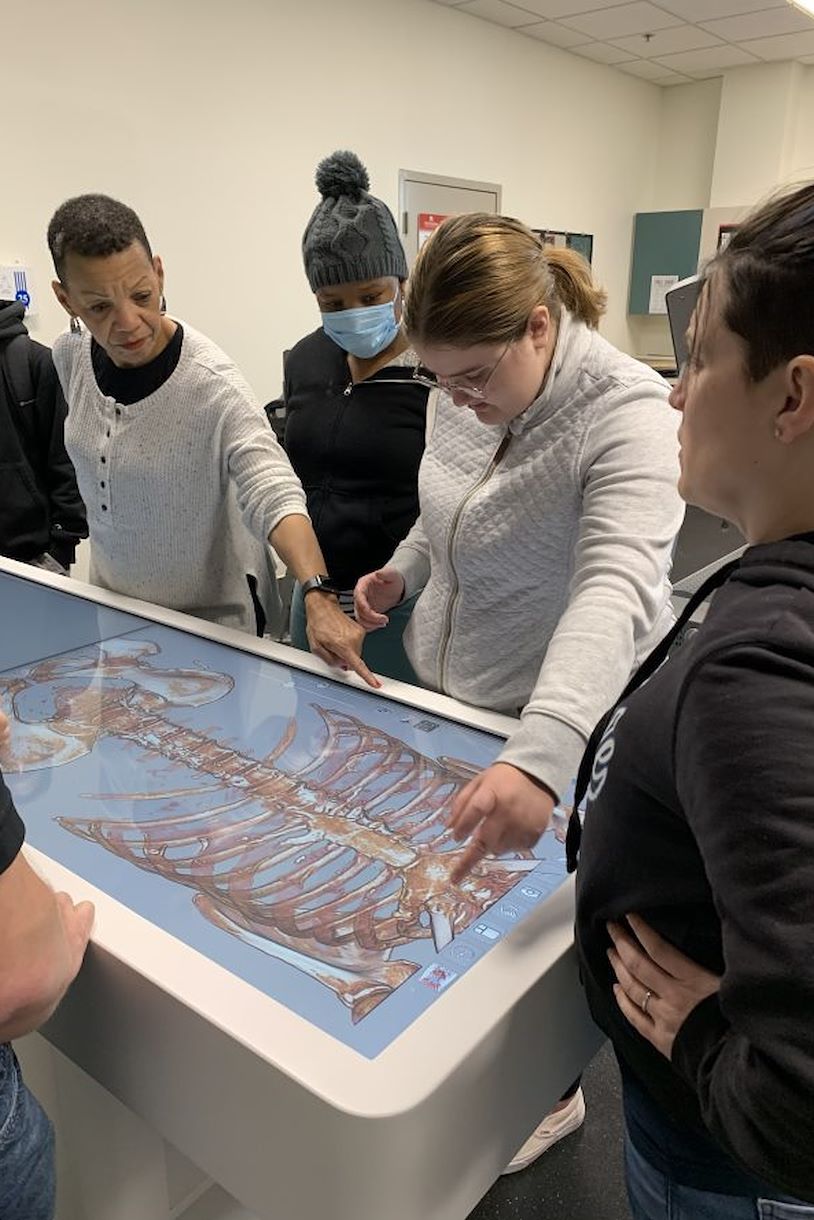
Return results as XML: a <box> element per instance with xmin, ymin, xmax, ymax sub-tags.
<box><xmin>520</xmin><ymin>19</ymin><xmax>592</xmax><ymax>46</ymax></box>
<box><xmin>739</xmin><ymin>28</ymin><xmax>814</xmax><ymax>58</ymax></box>
<box><xmin>506</xmin><ymin>0</ymin><xmax>647</xmax><ymax>16</ymax></box>
<box><xmin>653</xmin><ymin>43</ymin><xmax>762</xmax><ymax>74</ymax></box>
<box><xmin>575</xmin><ymin>40</ymin><xmax>639</xmax><ymax>63</ymax></box>
<box><xmin>612</xmin><ymin>25</ymin><xmax>724</xmax><ymax>57</ymax></box>
<box><xmin>701</xmin><ymin>6</ymin><xmax>814</xmax><ymax>40</ymax></box>
<box><xmin>619</xmin><ymin>60</ymin><xmax>694</xmax><ymax>82</ymax></box>
<box><xmin>560</xmin><ymin>2</ymin><xmax>685</xmax><ymax>40</ymax></box>
<box><xmin>431</xmin><ymin>0</ymin><xmax>470</xmax><ymax>6</ymax></box>
<box><xmin>656</xmin><ymin>0</ymin><xmax>785</xmax><ymax>19</ymax></box>
<box><xmin>456</xmin><ymin>0</ymin><xmax>540</xmax><ymax>26</ymax></box>
<box><xmin>619</xmin><ymin>57</ymin><xmax>677</xmax><ymax>77</ymax></box>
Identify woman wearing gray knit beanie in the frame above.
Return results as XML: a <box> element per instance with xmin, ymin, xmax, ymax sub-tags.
<box><xmin>283</xmin><ymin>151</ymin><xmax>435</xmax><ymax>683</ymax></box>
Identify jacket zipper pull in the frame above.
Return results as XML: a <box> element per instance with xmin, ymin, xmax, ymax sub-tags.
<box><xmin>343</xmin><ymin>382</ymin><xmax>353</xmax><ymax>397</ymax></box>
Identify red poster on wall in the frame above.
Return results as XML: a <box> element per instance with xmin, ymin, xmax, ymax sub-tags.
<box><xmin>417</xmin><ymin>213</ymin><xmax>450</xmax><ymax>248</ymax></box>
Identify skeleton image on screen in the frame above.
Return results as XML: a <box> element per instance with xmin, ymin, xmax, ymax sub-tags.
<box><xmin>1</xmin><ymin>640</ymin><xmax>538</xmax><ymax>1023</ymax></box>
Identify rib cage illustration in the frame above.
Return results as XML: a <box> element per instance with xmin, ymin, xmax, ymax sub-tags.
<box><xmin>1</xmin><ymin>640</ymin><xmax>537</xmax><ymax>1022</ymax></box>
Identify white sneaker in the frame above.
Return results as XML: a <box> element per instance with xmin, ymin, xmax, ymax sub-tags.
<box><xmin>502</xmin><ymin>1087</ymin><xmax>586</xmax><ymax>1174</ymax></box>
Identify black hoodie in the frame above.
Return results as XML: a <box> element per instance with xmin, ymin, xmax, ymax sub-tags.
<box><xmin>575</xmin><ymin>534</ymin><xmax>814</xmax><ymax>1202</ymax></box>
<box><xmin>0</xmin><ymin>301</ymin><xmax>87</xmax><ymax>566</ymax></box>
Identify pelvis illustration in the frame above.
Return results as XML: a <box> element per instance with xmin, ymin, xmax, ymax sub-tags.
<box><xmin>1</xmin><ymin>640</ymin><xmax>536</xmax><ymax>1021</ymax></box>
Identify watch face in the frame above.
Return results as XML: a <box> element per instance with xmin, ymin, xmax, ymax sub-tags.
<box><xmin>302</xmin><ymin>575</ymin><xmax>337</xmax><ymax>596</ymax></box>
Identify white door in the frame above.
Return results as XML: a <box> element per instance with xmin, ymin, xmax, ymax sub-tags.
<box><xmin>398</xmin><ymin>170</ymin><xmax>502</xmax><ymax>267</ymax></box>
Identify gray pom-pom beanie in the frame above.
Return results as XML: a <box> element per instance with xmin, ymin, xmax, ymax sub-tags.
<box><xmin>302</xmin><ymin>151</ymin><xmax>408</xmax><ymax>292</ymax></box>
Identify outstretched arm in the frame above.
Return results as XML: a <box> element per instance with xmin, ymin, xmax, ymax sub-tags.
<box><xmin>270</xmin><ymin>515</ymin><xmax>379</xmax><ymax>688</ymax></box>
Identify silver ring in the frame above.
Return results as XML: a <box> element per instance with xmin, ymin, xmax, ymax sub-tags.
<box><xmin>641</xmin><ymin>989</ymin><xmax>653</xmax><ymax>1016</ymax></box>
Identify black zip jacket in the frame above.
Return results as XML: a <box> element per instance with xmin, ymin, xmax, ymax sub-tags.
<box><xmin>0</xmin><ymin>302</ymin><xmax>87</xmax><ymax>566</ymax></box>
<box><xmin>576</xmin><ymin>535</ymin><xmax>814</xmax><ymax>1201</ymax></box>
<box><xmin>283</xmin><ymin>328</ymin><xmax>428</xmax><ymax>590</ymax></box>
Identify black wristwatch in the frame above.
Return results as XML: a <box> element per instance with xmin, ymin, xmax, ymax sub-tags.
<box><xmin>301</xmin><ymin>574</ymin><xmax>342</xmax><ymax>598</ymax></box>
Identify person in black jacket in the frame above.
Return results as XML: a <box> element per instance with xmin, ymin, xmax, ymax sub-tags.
<box><xmin>0</xmin><ymin>300</ymin><xmax>87</xmax><ymax>572</ymax></box>
<box><xmin>575</xmin><ymin>183</ymin><xmax>814</xmax><ymax>1216</ymax></box>
<box><xmin>283</xmin><ymin>151</ymin><xmax>432</xmax><ymax>683</ymax></box>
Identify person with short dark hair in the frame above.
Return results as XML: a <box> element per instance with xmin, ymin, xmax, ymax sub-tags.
<box><xmin>575</xmin><ymin>182</ymin><xmax>814</xmax><ymax>1216</ymax></box>
<box><xmin>0</xmin><ymin>299</ymin><xmax>87</xmax><ymax>572</ymax></box>
<box><xmin>46</xmin><ymin>194</ymin><xmax>377</xmax><ymax>686</ymax></box>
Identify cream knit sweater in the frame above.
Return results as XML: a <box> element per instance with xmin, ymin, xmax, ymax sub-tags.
<box><xmin>389</xmin><ymin>311</ymin><xmax>684</xmax><ymax>798</ymax></box>
<box><xmin>53</xmin><ymin>324</ymin><xmax>308</xmax><ymax>634</ymax></box>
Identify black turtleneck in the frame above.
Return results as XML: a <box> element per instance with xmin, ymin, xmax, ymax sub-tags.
<box><xmin>91</xmin><ymin>323</ymin><xmax>184</xmax><ymax>405</ymax></box>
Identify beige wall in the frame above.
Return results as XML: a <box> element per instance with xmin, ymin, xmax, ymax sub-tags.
<box><xmin>652</xmin><ymin>79</ymin><xmax>722</xmax><ymax>212</ymax></box>
<box><xmin>791</xmin><ymin>66</ymin><xmax>814</xmax><ymax>182</ymax></box>
<box><xmin>6</xmin><ymin>0</ymin><xmax>813</xmax><ymax>393</ymax></box>
<box><xmin>627</xmin><ymin>78</ymin><xmax>721</xmax><ymax>362</ymax></box>
<box><xmin>710</xmin><ymin>61</ymin><xmax>806</xmax><ymax>208</ymax></box>
<box><xmin>629</xmin><ymin>63</ymin><xmax>814</xmax><ymax>361</ymax></box>
<box><xmin>3</xmin><ymin>0</ymin><xmax>666</xmax><ymax>396</ymax></box>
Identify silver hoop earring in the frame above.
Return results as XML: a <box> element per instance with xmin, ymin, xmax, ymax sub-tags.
<box><xmin>160</xmin><ymin>294</ymin><xmax>167</xmax><ymax>315</ymax></box>
<box><xmin>70</xmin><ymin>316</ymin><xmax>81</xmax><ymax>335</ymax></box>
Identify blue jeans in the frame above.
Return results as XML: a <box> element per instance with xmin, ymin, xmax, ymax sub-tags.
<box><xmin>625</xmin><ymin>1131</ymin><xmax>814</xmax><ymax>1220</ymax></box>
<box><xmin>0</xmin><ymin>1044</ymin><xmax>55</xmax><ymax>1220</ymax></box>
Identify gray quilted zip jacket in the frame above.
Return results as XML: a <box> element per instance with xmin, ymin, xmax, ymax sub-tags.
<box><xmin>388</xmin><ymin>309</ymin><xmax>684</xmax><ymax>798</ymax></box>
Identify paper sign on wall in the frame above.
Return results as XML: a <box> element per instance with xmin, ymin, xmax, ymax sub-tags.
<box><xmin>0</xmin><ymin>265</ymin><xmax>37</xmax><ymax>316</ymax></box>
<box><xmin>648</xmin><ymin>274</ymin><xmax>678</xmax><ymax>316</ymax></box>
<box><xmin>417</xmin><ymin>213</ymin><xmax>449</xmax><ymax>249</ymax></box>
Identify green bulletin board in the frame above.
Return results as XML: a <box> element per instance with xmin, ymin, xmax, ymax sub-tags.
<box><xmin>628</xmin><ymin>210</ymin><xmax>703</xmax><ymax>315</ymax></box>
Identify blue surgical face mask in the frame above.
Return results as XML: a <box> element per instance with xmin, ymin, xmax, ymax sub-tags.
<box><xmin>321</xmin><ymin>288</ymin><xmax>401</xmax><ymax>359</ymax></box>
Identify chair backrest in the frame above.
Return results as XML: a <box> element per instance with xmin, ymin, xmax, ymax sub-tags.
<box><xmin>263</xmin><ymin>349</ymin><xmax>291</xmax><ymax>446</ymax></box>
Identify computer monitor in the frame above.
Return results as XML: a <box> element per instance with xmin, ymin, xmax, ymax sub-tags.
<box><xmin>665</xmin><ymin>275</ymin><xmax>701</xmax><ymax>371</ymax></box>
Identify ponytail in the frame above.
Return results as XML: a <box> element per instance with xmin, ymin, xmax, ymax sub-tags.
<box><xmin>546</xmin><ymin>247</ymin><xmax>607</xmax><ymax>329</ymax></box>
<box><xmin>405</xmin><ymin>213</ymin><xmax>607</xmax><ymax>346</ymax></box>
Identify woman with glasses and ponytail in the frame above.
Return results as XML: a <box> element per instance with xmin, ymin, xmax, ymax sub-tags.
<box><xmin>283</xmin><ymin>151</ymin><xmax>434</xmax><ymax>683</ymax></box>
<box><xmin>354</xmin><ymin>212</ymin><xmax>684</xmax><ymax>1172</ymax></box>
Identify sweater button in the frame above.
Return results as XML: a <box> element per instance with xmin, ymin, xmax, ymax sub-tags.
<box><xmin>101</xmin><ymin>504</ymin><xmax>108</xmax><ymax>511</ymax></box>
<box><xmin>100</xmin><ymin>455</ymin><xmax>106</xmax><ymax>464</ymax></box>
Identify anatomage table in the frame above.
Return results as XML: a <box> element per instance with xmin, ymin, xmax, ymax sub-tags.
<box><xmin>0</xmin><ymin>558</ymin><xmax>601</xmax><ymax>1220</ymax></box>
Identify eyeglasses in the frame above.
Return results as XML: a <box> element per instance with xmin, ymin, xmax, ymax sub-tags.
<box><xmin>412</xmin><ymin>339</ymin><xmax>513</xmax><ymax>400</ymax></box>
